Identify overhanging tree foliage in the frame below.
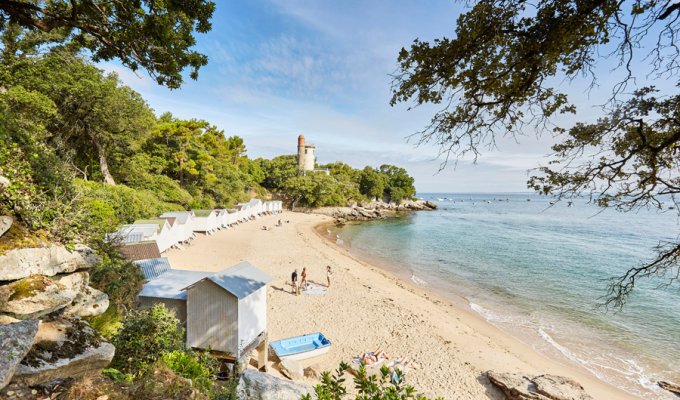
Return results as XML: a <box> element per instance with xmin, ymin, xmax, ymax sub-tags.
<box><xmin>0</xmin><ymin>0</ymin><xmax>216</xmax><ymax>88</ymax></box>
<box><xmin>391</xmin><ymin>0</ymin><xmax>680</xmax><ymax>307</ymax></box>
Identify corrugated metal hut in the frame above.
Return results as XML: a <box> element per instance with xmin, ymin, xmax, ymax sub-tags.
<box><xmin>183</xmin><ymin>261</ymin><xmax>272</xmax><ymax>358</ymax></box>
<box><xmin>134</xmin><ymin>257</ymin><xmax>172</xmax><ymax>280</ymax></box>
<box><xmin>224</xmin><ymin>210</ymin><xmax>238</xmax><ymax>226</ymax></box>
<box><xmin>119</xmin><ymin>241</ymin><xmax>162</xmax><ymax>261</ymax></box>
<box><xmin>137</xmin><ymin>269</ymin><xmax>212</xmax><ymax>323</ymax></box>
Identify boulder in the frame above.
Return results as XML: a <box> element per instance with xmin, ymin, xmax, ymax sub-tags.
<box><xmin>659</xmin><ymin>381</ymin><xmax>680</xmax><ymax>395</ymax></box>
<box><xmin>278</xmin><ymin>359</ymin><xmax>304</xmax><ymax>380</ymax></box>
<box><xmin>63</xmin><ymin>286</ymin><xmax>109</xmax><ymax>318</ymax></box>
<box><xmin>0</xmin><ymin>176</ymin><xmax>9</xmax><ymax>190</ymax></box>
<box><xmin>533</xmin><ymin>375</ymin><xmax>593</xmax><ymax>400</ymax></box>
<box><xmin>0</xmin><ymin>320</ymin><xmax>40</xmax><ymax>390</ymax></box>
<box><xmin>237</xmin><ymin>369</ymin><xmax>315</xmax><ymax>400</ymax></box>
<box><xmin>0</xmin><ymin>315</ymin><xmax>20</xmax><ymax>325</ymax></box>
<box><xmin>13</xmin><ymin>342</ymin><xmax>115</xmax><ymax>386</ymax></box>
<box><xmin>0</xmin><ymin>216</ymin><xmax>12</xmax><ymax>238</ymax></box>
<box><xmin>0</xmin><ymin>244</ymin><xmax>100</xmax><ymax>281</ymax></box>
<box><xmin>0</xmin><ymin>275</ymin><xmax>73</xmax><ymax>320</ymax></box>
<box><xmin>486</xmin><ymin>371</ymin><xmax>593</xmax><ymax>400</ymax></box>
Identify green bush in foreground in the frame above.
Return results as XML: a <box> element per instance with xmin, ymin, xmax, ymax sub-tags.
<box><xmin>160</xmin><ymin>350</ymin><xmax>218</xmax><ymax>394</ymax></box>
<box><xmin>110</xmin><ymin>304</ymin><xmax>185</xmax><ymax>374</ymax></box>
<box><xmin>304</xmin><ymin>362</ymin><xmax>442</xmax><ymax>400</ymax></box>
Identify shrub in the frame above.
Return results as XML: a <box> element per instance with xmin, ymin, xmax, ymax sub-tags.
<box><xmin>89</xmin><ymin>243</ymin><xmax>144</xmax><ymax>311</ymax></box>
<box><xmin>111</xmin><ymin>304</ymin><xmax>185</xmax><ymax>374</ymax></box>
<box><xmin>160</xmin><ymin>350</ymin><xmax>218</xmax><ymax>394</ymax></box>
<box><xmin>304</xmin><ymin>362</ymin><xmax>442</xmax><ymax>400</ymax></box>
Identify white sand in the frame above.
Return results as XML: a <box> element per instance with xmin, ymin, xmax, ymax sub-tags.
<box><xmin>165</xmin><ymin>212</ymin><xmax>640</xmax><ymax>399</ymax></box>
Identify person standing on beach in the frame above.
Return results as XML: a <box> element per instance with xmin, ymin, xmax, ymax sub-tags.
<box><xmin>300</xmin><ymin>267</ymin><xmax>308</xmax><ymax>290</ymax></box>
<box><xmin>291</xmin><ymin>269</ymin><xmax>299</xmax><ymax>295</ymax></box>
<box><xmin>326</xmin><ymin>265</ymin><xmax>333</xmax><ymax>288</ymax></box>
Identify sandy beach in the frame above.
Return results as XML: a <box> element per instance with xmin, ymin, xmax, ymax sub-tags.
<box><xmin>165</xmin><ymin>211</ymin><xmax>641</xmax><ymax>399</ymax></box>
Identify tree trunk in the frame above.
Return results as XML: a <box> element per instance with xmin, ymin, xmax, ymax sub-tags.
<box><xmin>93</xmin><ymin>139</ymin><xmax>116</xmax><ymax>185</ymax></box>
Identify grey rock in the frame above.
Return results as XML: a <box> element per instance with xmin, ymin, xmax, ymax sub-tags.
<box><xmin>0</xmin><ymin>245</ymin><xmax>100</xmax><ymax>281</ymax></box>
<box><xmin>0</xmin><ymin>176</ymin><xmax>9</xmax><ymax>190</ymax></box>
<box><xmin>13</xmin><ymin>342</ymin><xmax>115</xmax><ymax>386</ymax></box>
<box><xmin>0</xmin><ymin>320</ymin><xmax>40</xmax><ymax>390</ymax></box>
<box><xmin>486</xmin><ymin>371</ymin><xmax>593</xmax><ymax>400</ymax></box>
<box><xmin>237</xmin><ymin>369</ymin><xmax>315</xmax><ymax>400</ymax></box>
<box><xmin>659</xmin><ymin>381</ymin><xmax>680</xmax><ymax>395</ymax></box>
<box><xmin>0</xmin><ymin>276</ymin><xmax>74</xmax><ymax>320</ymax></box>
<box><xmin>0</xmin><ymin>216</ymin><xmax>13</xmax><ymax>238</ymax></box>
<box><xmin>63</xmin><ymin>286</ymin><xmax>109</xmax><ymax>318</ymax></box>
<box><xmin>278</xmin><ymin>359</ymin><xmax>304</xmax><ymax>380</ymax></box>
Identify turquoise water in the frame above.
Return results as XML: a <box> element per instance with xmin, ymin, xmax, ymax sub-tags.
<box><xmin>331</xmin><ymin>193</ymin><xmax>679</xmax><ymax>399</ymax></box>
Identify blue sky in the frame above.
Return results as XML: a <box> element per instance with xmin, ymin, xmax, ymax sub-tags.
<box><xmin>101</xmin><ymin>1</ymin><xmax>661</xmax><ymax>193</ymax></box>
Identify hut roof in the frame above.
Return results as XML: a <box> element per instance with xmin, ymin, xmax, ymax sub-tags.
<box><xmin>159</xmin><ymin>216</ymin><xmax>176</xmax><ymax>226</ymax></box>
<box><xmin>119</xmin><ymin>241</ymin><xmax>162</xmax><ymax>261</ymax></box>
<box><xmin>184</xmin><ymin>261</ymin><xmax>272</xmax><ymax>299</ymax></box>
<box><xmin>248</xmin><ymin>199</ymin><xmax>262</xmax><ymax>207</ymax></box>
<box><xmin>133</xmin><ymin>219</ymin><xmax>167</xmax><ymax>232</ymax></box>
<box><xmin>193</xmin><ymin>209</ymin><xmax>213</xmax><ymax>217</ymax></box>
<box><xmin>134</xmin><ymin>257</ymin><xmax>172</xmax><ymax>280</ymax></box>
<box><xmin>139</xmin><ymin>269</ymin><xmax>212</xmax><ymax>300</ymax></box>
<box><xmin>160</xmin><ymin>211</ymin><xmax>194</xmax><ymax>224</ymax></box>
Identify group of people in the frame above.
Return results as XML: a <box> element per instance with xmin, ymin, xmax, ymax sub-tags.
<box><xmin>290</xmin><ymin>265</ymin><xmax>333</xmax><ymax>295</ymax></box>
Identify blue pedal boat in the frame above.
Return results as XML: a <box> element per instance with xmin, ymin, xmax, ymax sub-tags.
<box><xmin>270</xmin><ymin>332</ymin><xmax>331</xmax><ymax>361</ymax></box>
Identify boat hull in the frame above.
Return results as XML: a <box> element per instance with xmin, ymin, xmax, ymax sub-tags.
<box><xmin>270</xmin><ymin>332</ymin><xmax>331</xmax><ymax>361</ymax></box>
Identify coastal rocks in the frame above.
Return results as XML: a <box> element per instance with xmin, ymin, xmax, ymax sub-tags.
<box><xmin>0</xmin><ymin>244</ymin><xmax>100</xmax><ymax>281</ymax></box>
<box><xmin>310</xmin><ymin>199</ymin><xmax>436</xmax><ymax>225</ymax></box>
<box><xmin>63</xmin><ymin>285</ymin><xmax>109</xmax><ymax>318</ymax></box>
<box><xmin>0</xmin><ymin>275</ymin><xmax>73</xmax><ymax>319</ymax></box>
<box><xmin>486</xmin><ymin>371</ymin><xmax>593</xmax><ymax>400</ymax></box>
<box><xmin>13</xmin><ymin>342</ymin><xmax>114</xmax><ymax>386</ymax></box>
<box><xmin>237</xmin><ymin>369</ymin><xmax>315</xmax><ymax>400</ymax></box>
<box><xmin>0</xmin><ymin>215</ymin><xmax>13</xmax><ymax>238</ymax></box>
<box><xmin>303</xmin><ymin>364</ymin><xmax>321</xmax><ymax>380</ymax></box>
<box><xmin>0</xmin><ymin>320</ymin><xmax>40</xmax><ymax>390</ymax></box>
<box><xmin>279</xmin><ymin>359</ymin><xmax>304</xmax><ymax>380</ymax></box>
<box><xmin>13</xmin><ymin>319</ymin><xmax>114</xmax><ymax>387</ymax></box>
<box><xmin>658</xmin><ymin>381</ymin><xmax>680</xmax><ymax>395</ymax></box>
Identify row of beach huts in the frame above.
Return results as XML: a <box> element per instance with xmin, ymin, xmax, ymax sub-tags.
<box><xmin>107</xmin><ymin>199</ymin><xmax>283</xmax><ymax>256</ymax></box>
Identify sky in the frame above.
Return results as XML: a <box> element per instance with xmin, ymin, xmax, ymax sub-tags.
<box><xmin>100</xmin><ymin>0</ymin><xmax>659</xmax><ymax>193</ymax></box>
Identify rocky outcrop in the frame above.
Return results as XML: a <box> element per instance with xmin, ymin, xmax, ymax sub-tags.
<box><xmin>311</xmin><ymin>199</ymin><xmax>437</xmax><ymax>226</ymax></box>
<box><xmin>13</xmin><ymin>342</ymin><xmax>114</xmax><ymax>386</ymax></box>
<box><xmin>0</xmin><ymin>320</ymin><xmax>40</xmax><ymax>390</ymax></box>
<box><xmin>13</xmin><ymin>319</ymin><xmax>114</xmax><ymax>387</ymax></box>
<box><xmin>279</xmin><ymin>359</ymin><xmax>304</xmax><ymax>380</ymax></box>
<box><xmin>486</xmin><ymin>371</ymin><xmax>593</xmax><ymax>400</ymax></box>
<box><xmin>0</xmin><ymin>244</ymin><xmax>100</xmax><ymax>281</ymax></box>
<box><xmin>0</xmin><ymin>176</ymin><xmax>9</xmax><ymax>190</ymax></box>
<box><xmin>63</xmin><ymin>285</ymin><xmax>109</xmax><ymax>318</ymax></box>
<box><xmin>237</xmin><ymin>369</ymin><xmax>315</xmax><ymax>400</ymax></box>
<box><xmin>0</xmin><ymin>216</ymin><xmax>13</xmax><ymax>238</ymax></box>
<box><xmin>0</xmin><ymin>275</ymin><xmax>73</xmax><ymax>320</ymax></box>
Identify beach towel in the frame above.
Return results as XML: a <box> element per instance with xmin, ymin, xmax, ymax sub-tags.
<box><xmin>303</xmin><ymin>283</ymin><xmax>327</xmax><ymax>295</ymax></box>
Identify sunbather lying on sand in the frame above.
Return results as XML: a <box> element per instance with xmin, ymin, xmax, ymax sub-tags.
<box><xmin>360</xmin><ymin>349</ymin><xmax>389</xmax><ymax>365</ymax></box>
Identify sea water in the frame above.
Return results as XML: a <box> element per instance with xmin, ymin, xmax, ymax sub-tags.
<box><xmin>330</xmin><ymin>193</ymin><xmax>679</xmax><ymax>399</ymax></box>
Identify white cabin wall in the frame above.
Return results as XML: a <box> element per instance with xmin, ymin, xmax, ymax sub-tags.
<box><xmin>186</xmin><ymin>281</ymin><xmax>238</xmax><ymax>355</ymax></box>
<box><xmin>237</xmin><ymin>287</ymin><xmax>267</xmax><ymax>353</ymax></box>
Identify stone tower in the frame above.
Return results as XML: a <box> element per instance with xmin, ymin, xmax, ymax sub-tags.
<box><xmin>297</xmin><ymin>135</ymin><xmax>316</xmax><ymax>173</ymax></box>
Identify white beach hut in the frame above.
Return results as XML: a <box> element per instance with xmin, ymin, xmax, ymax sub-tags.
<box><xmin>160</xmin><ymin>211</ymin><xmax>196</xmax><ymax>243</ymax></box>
<box><xmin>183</xmin><ymin>261</ymin><xmax>272</xmax><ymax>358</ymax></box>
<box><xmin>191</xmin><ymin>210</ymin><xmax>219</xmax><ymax>233</ymax></box>
<box><xmin>224</xmin><ymin>210</ymin><xmax>238</xmax><ymax>226</ymax></box>
<box><xmin>133</xmin><ymin>219</ymin><xmax>175</xmax><ymax>252</ymax></box>
<box><xmin>236</xmin><ymin>203</ymin><xmax>250</xmax><ymax>221</ymax></box>
<box><xmin>273</xmin><ymin>200</ymin><xmax>283</xmax><ymax>213</ymax></box>
<box><xmin>248</xmin><ymin>199</ymin><xmax>263</xmax><ymax>216</ymax></box>
<box><xmin>214</xmin><ymin>209</ymin><xmax>228</xmax><ymax>228</ymax></box>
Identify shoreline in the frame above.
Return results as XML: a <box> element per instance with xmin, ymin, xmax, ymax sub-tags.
<box><xmin>165</xmin><ymin>211</ymin><xmax>641</xmax><ymax>399</ymax></box>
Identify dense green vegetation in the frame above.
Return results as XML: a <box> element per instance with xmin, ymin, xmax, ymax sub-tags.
<box><xmin>258</xmin><ymin>157</ymin><xmax>416</xmax><ymax>208</ymax></box>
<box><xmin>1</xmin><ymin>22</ymin><xmax>416</xmax><ymax>251</ymax></box>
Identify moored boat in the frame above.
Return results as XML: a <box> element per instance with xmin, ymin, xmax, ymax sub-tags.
<box><xmin>270</xmin><ymin>332</ymin><xmax>331</xmax><ymax>361</ymax></box>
